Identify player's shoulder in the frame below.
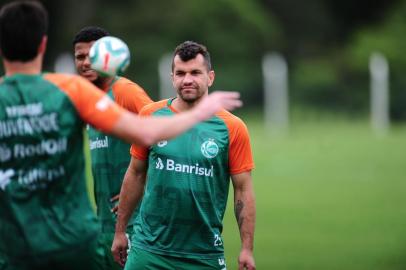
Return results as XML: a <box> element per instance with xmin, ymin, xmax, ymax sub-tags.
<box><xmin>43</xmin><ymin>73</ymin><xmax>91</xmax><ymax>90</ymax></box>
<box><xmin>113</xmin><ymin>76</ymin><xmax>133</xmax><ymax>86</ymax></box>
<box><xmin>215</xmin><ymin>109</ymin><xmax>247</xmax><ymax>129</ymax></box>
<box><xmin>112</xmin><ymin>76</ymin><xmax>144</xmax><ymax>92</ymax></box>
<box><xmin>139</xmin><ymin>99</ymin><xmax>169</xmax><ymax>115</ymax></box>
<box><xmin>41</xmin><ymin>73</ymin><xmax>105</xmax><ymax>109</ymax></box>
<box><xmin>43</xmin><ymin>72</ymin><xmax>80</xmax><ymax>80</ymax></box>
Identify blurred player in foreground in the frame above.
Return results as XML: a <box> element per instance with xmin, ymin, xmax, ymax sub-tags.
<box><xmin>0</xmin><ymin>2</ymin><xmax>242</xmax><ymax>269</ymax></box>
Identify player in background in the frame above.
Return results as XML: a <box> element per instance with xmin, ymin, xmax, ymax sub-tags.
<box><xmin>0</xmin><ymin>2</ymin><xmax>242</xmax><ymax>269</ymax></box>
<box><xmin>112</xmin><ymin>41</ymin><xmax>256</xmax><ymax>270</ymax></box>
<box><xmin>73</xmin><ymin>26</ymin><xmax>153</xmax><ymax>270</ymax></box>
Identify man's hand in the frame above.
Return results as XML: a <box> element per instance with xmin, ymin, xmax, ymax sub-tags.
<box><xmin>238</xmin><ymin>248</ymin><xmax>256</xmax><ymax>270</ymax></box>
<box><xmin>111</xmin><ymin>232</ymin><xmax>129</xmax><ymax>267</ymax></box>
<box><xmin>110</xmin><ymin>194</ymin><xmax>120</xmax><ymax>214</ymax></box>
<box><xmin>195</xmin><ymin>91</ymin><xmax>242</xmax><ymax>121</ymax></box>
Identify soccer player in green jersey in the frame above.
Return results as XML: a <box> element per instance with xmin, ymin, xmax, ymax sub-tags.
<box><xmin>73</xmin><ymin>26</ymin><xmax>153</xmax><ymax>270</ymax></box>
<box><xmin>112</xmin><ymin>41</ymin><xmax>256</xmax><ymax>270</ymax></box>
<box><xmin>0</xmin><ymin>2</ymin><xmax>242</xmax><ymax>269</ymax></box>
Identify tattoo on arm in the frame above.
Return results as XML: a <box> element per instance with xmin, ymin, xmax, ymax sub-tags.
<box><xmin>235</xmin><ymin>199</ymin><xmax>244</xmax><ymax>228</ymax></box>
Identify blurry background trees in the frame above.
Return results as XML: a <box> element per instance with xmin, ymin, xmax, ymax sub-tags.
<box><xmin>1</xmin><ymin>2</ymin><xmax>405</xmax><ymax>269</ymax></box>
<box><xmin>1</xmin><ymin>0</ymin><xmax>405</xmax><ymax>120</ymax></box>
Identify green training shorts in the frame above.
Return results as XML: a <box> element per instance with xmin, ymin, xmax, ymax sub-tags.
<box><xmin>124</xmin><ymin>247</ymin><xmax>227</xmax><ymax>270</ymax></box>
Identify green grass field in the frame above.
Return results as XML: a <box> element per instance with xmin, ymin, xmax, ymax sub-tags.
<box><xmin>222</xmin><ymin>114</ymin><xmax>406</xmax><ymax>270</ymax></box>
<box><xmin>85</xmin><ymin>113</ymin><xmax>406</xmax><ymax>270</ymax></box>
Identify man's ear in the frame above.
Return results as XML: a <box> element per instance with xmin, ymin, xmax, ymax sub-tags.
<box><xmin>208</xmin><ymin>70</ymin><xmax>215</xmax><ymax>87</ymax></box>
<box><xmin>171</xmin><ymin>72</ymin><xmax>176</xmax><ymax>88</ymax></box>
<box><xmin>38</xmin><ymin>36</ymin><xmax>48</xmax><ymax>55</ymax></box>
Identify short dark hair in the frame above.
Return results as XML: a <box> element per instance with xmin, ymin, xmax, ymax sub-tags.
<box><xmin>72</xmin><ymin>26</ymin><xmax>109</xmax><ymax>46</ymax></box>
<box><xmin>0</xmin><ymin>1</ymin><xmax>48</xmax><ymax>62</ymax></box>
<box><xmin>172</xmin><ymin>41</ymin><xmax>212</xmax><ymax>71</ymax></box>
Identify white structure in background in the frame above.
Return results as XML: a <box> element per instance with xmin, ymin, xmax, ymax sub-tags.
<box><xmin>54</xmin><ymin>52</ymin><xmax>76</xmax><ymax>74</ymax></box>
<box><xmin>262</xmin><ymin>53</ymin><xmax>289</xmax><ymax>133</ymax></box>
<box><xmin>159</xmin><ymin>53</ymin><xmax>174</xmax><ymax>100</ymax></box>
<box><xmin>369</xmin><ymin>52</ymin><xmax>389</xmax><ymax>136</ymax></box>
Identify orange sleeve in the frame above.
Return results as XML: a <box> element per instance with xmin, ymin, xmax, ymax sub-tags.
<box><xmin>44</xmin><ymin>73</ymin><xmax>125</xmax><ymax>133</ymax></box>
<box><xmin>217</xmin><ymin>111</ymin><xmax>254</xmax><ymax>175</ymax></box>
<box><xmin>112</xmin><ymin>77</ymin><xmax>153</xmax><ymax>114</ymax></box>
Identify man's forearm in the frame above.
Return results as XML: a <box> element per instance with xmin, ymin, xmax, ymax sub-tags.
<box><xmin>115</xmin><ymin>166</ymin><xmax>145</xmax><ymax>233</ymax></box>
<box><xmin>234</xmin><ymin>188</ymin><xmax>256</xmax><ymax>251</ymax></box>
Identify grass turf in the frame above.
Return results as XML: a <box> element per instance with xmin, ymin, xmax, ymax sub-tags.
<box><xmin>222</xmin><ymin>115</ymin><xmax>406</xmax><ymax>270</ymax></box>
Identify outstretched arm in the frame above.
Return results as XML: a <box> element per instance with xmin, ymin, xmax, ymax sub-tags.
<box><xmin>231</xmin><ymin>171</ymin><xmax>256</xmax><ymax>270</ymax></box>
<box><xmin>111</xmin><ymin>157</ymin><xmax>147</xmax><ymax>267</ymax></box>
<box><xmin>111</xmin><ymin>91</ymin><xmax>242</xmax><ymax>146</ymax></box>
<box><xmin>48</xmin><ymin>75</ymin><xmax>241</xmax><ymax>147</ymax></box>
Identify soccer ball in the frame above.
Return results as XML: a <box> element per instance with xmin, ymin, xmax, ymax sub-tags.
<box><xmin>89</xmin><ymin>36</ymin><xmax>130</xmax><ymax>77</ymax></box>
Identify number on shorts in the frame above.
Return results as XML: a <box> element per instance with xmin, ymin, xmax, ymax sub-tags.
<box><xmin>214</xmin><ymin>234</ymin><xmax>223</xmax><ymax>246</ymax></box>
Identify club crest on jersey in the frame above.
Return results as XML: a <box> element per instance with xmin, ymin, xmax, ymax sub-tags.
<box><xmin>157</xmin><ymin>140</ymin><xmax>167</xmax><ymax>147</ymax></box>
<box><xmin>201</xmin><ymin>139</ymin><xmax>219</xmax><ymax>159</ymax></box>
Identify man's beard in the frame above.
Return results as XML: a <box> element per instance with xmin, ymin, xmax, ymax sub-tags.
<box><xmin>179</xmin><ymin>92</ymin><xmax>200</xmax><ymax>104</ymax></box>
<box><xmin>178</xmin><ymin>86</ymin><xmax>203</xmax><ymax>104</ymax></box>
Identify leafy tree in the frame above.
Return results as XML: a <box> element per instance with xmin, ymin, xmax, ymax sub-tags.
<box><xmin>347</xmin><ymin>0</ymin><xmax>406</xmax><ymax>120</ymax></box>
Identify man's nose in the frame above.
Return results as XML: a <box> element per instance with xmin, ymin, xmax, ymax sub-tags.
<box><xmin>183</xmin><ymin>73</ymin><xmax>193</xmax><ymax>84</ymax></box>
<box><xmin>83</xmin><ymin>55</ymin><xmax>91</xmax><ymax>66</ymax></box>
